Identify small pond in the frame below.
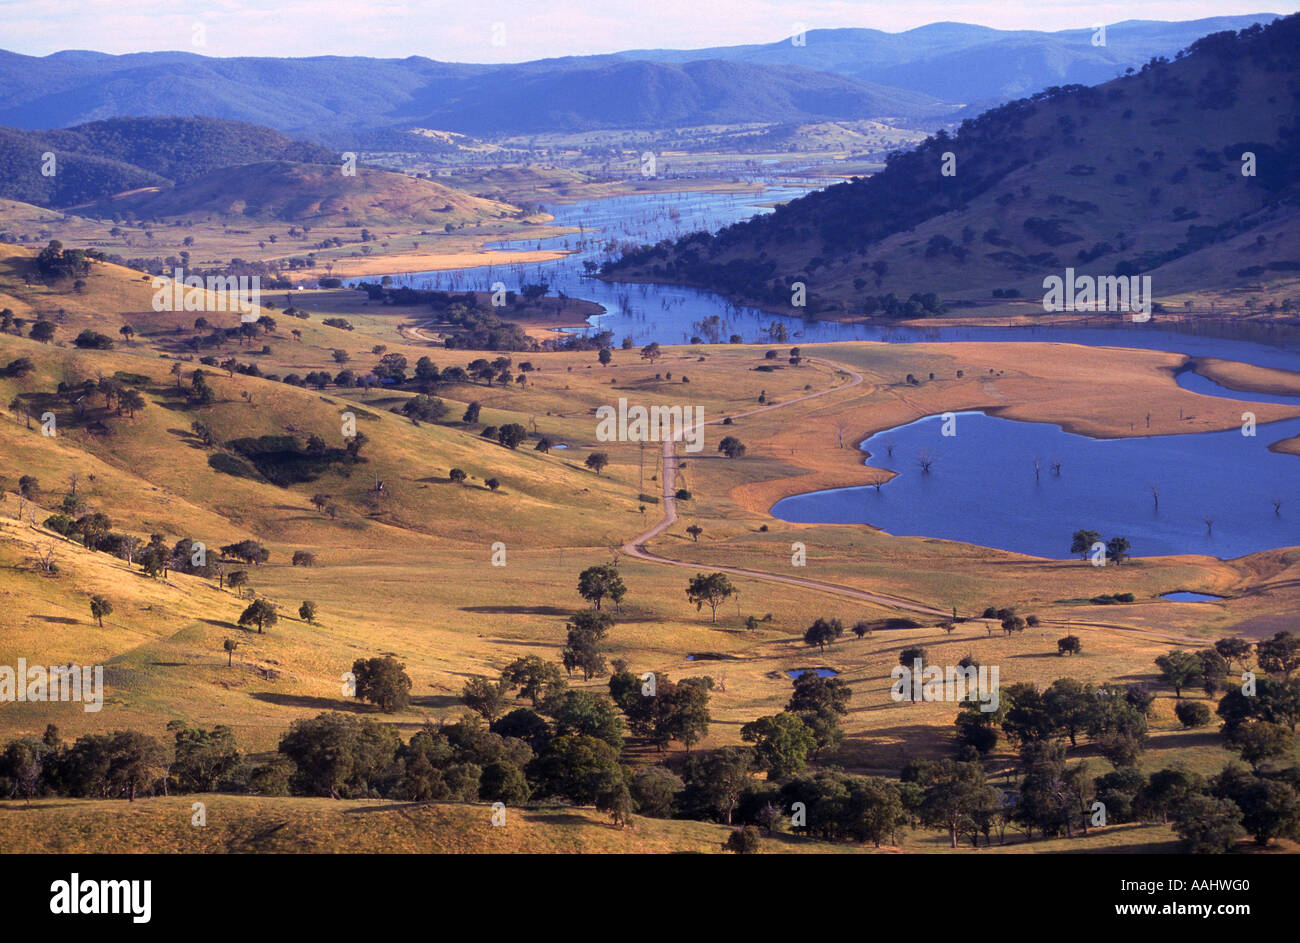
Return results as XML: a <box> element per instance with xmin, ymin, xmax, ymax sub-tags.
<box><xmin>786</xmin><ymin>667</ymin><xmax>839</xmax><ymax>679</ymax></box>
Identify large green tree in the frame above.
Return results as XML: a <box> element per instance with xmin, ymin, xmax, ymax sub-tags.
<box><xmin>238</xmin><ymin>598</ymin><xmax>278</xmax><ymax>633</ymax></box>
<box><xmin>501</xmin><ymin>655</ymin><xmax>566</xmax><ymax>707</ymax></box>
<box><xmin>1155</xmin><ymin>650</ymin><xmax>1202</xmax><ymax>698</ymax></box>
<box><xmin>741</xmin><ymin>712</ymin><xmax>816</xmax><ymax>780</ymax></box>
<box><xmin>351</xmin><ymin>655</ymin><xmax>413</xmax><ymax>712</ymax></box>
<box><xmin>577</xmin><ymin>564</ymin><xmax>626</xmax><ymax>611</ymax></box>
<box><xmin>804</xmin><ymin>618</ymin><xmax>843</xmax><ymax>652</ymax></box>
<box><xmin>685</xmin><ymin>572</ymin><xmax>734</xmax><ymax>623</ymax></box>
<box><xmin>1173</xmin><ymin>796</ymin><xmax>1245</xmax><ymax>854</ymax></box>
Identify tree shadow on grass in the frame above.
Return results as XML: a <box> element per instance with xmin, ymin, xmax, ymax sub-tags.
<box><xmin>1042</xmin><ymin>837</ymin><xmax>1182</xmax><ymax>854</ymax></box>
<box><xmin>0</xmin><ymin>800</ymin><xmax>86</xmax><ymax>811</ymax></box>
<box><xmin>224</xmin><ymin>821</ymin><xmax>292</xmax><ymax>853</ymax></box>
<box><xmin>250</xmin><ymin>692</ymin><xmax>374</xmax><ymax>713</ymax></box>
<box><xmin>199</xmin><ymin>618</ymin><xmax>243</xmax><ymax>631</ymax></box>
<box><xmin>757</xmin><ymin>830</ymin><xmax>859</xmax><ymax>851</ymax></box>
<box><xmin>165</xmin><ymin>427</ymin><xmax>209</xmax><ymax>450</ymax></box>
<box><xmin>525</xmin><ymin>811</ymin><xmax>594</xmax><ymax>827</ymax></box>
<box><xmin>478</xmin><ymin>638</ymin><xmax>555</xmax><ymax>651</ymax></box>
<box><xmin>28</xmin><ymin>614</ymin><xmax>80</xmax><ymax>625</ymax></box>
<box><xmin>1142</xmin><ymin>729</ymin><xmax>1223</xmax><ymax>751</ymax></box>
<box><xmin>409</xmin><ymin>694</ymin><xmax>462</xmax><ymax>710</ymax></box>
<box><xmin>832</xmin><ymin>722</ymin><xmax>952</xmax><ymax>767</ymax></box>
<box><xmin>340</xmin><ymin>801</ymin><xmax>434</xmax><ymax>815</ymax></box>
<box><xmin>460</xmin><ymin>605</ymin><xmax>571</xmax><ymax>616</ymax></box>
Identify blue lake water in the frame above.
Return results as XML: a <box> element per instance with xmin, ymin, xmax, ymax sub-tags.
<box><xmin>371</xmin><ymin>183</ymin><xmax>1300</xmax><ymax>376</ymax></box>
<box><xmin>1161</xmin><ymin>592</ymin><xmax>1226</xmax><ymax>602</ymax></box>
<box><xmin>369</xmin><ymin>180</ymin><xmax>1300</xmax><ymax>560</ymax></box>
<box><xmin>1176</xmin><ymin>368</ymin><xmax>1300</xmax><ymax>405</ymax></box>
<box><xmin>771</xmin><ymin>411</ymin><xmax>1300</xmax><ymax>560</ymax></box>
<box><xmin>787</xmin><ymin>668</ymin><xmax>839</xmax><ymax>679</ymax></box>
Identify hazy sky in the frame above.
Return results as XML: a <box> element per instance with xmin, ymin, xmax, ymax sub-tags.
<box><xmin>1</xmin><ymin>1</ymin><xmax>1293</xmax><ymax>59</ymax></box>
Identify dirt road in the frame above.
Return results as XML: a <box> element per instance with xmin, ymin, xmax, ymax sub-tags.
<box><xmin>621</xmin><ymin>357</ymin><xmax>950</xmax><ymax>618</ymax></box>
<box><xmin>619</xmin><ymin>355</ymin><xmax>1202</xmax><ymax>643</ymax></box>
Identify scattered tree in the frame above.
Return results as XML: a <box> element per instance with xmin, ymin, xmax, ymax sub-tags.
<box><xmin>685</xmin><ymin>572</ymin><xmax>735</xmax><ymax>623</ymax></box>
<box><xmin>351</xmin><ymin>656</ymin><xmax>413</xmax><ymax>712</ymax></box>
<box><xmin>238</xmin><ymin>598</ymin><xmax>278</xmax><ymax>633</ymax></box>
<box><xmin>89</xmin><ymin>595</ymin><xmax>113</xmax><ymax>627</ymax></box>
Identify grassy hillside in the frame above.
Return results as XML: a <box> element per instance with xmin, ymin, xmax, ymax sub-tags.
<box><xmin>2</xmin><ymin>244</ymin><xmax>1298</xmax><ymax>852</ymax></box>
<box><xmin>604</xmin><ymin>15</ymin><xmax>1300</xmax><ymax>310</ymax></box>
<box><xmin>0</xmin><ymin>196</ymin><xmax>567</xmax><ymax>284</ymax></box>
<box><xmin>0</xmin><ymin>117</ymin><xmax>521</xmax><ymax>239</ymax></box>
<box><xmin>15</xmin><ymin>794</ymin><xmax>1278</xmax><ymax>853</ymax></box>
<box><xmin>89</xmin><ymin>161</ymin><xmax>521</xmax><ymax>226</ymax></box>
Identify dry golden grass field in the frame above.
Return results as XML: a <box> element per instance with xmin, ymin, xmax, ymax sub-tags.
<box><xmin>2</xmin><ymin>243</ymin><xmax>1298</xmax><ymax>852</ymax></box>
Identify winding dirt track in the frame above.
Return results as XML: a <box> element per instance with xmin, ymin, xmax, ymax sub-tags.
<box><xmin>621</xmin><ymin>357</ymin><xmax>950</xmax><ymax>618</ymax></box>
<box><xmin>619</xmin><ymin>355</ymin><xmax>1203</xmax><ymax>644</ymax></box>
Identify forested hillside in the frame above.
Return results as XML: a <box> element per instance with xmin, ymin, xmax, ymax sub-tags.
<box><xmin>603</xmin><ymin>16</ymin><xmax>1300</xmax><ymax>311</ymax></box>
<box><xmin>0</xmin><ymin>117</ymin><xmax>337</xmax><ymax>208</ymax></box>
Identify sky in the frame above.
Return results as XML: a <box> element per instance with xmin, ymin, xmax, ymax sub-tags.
<box><xmin>0</xmin><ymin>0</ymin><xmax>1293</xmax><ymax>60</ymax></box>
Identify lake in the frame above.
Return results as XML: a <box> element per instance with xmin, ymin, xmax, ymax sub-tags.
<box><xmin>375</xmin><ymin>183</ymin><xmax>1300</xmax><ymax>377</ymax></box>
<box><xmin>373</xmin><ymin>181</ymin><xmax>1300</xmax><ymax>561</ymax></box>
<box><xmin>771</xmin><ymin>410</ymin><xmax>1300</xmax><ymax>560</ymax></box>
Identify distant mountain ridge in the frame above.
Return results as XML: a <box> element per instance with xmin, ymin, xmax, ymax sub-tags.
<box><xmin>0</xmin><ymin>14</ymin><xmax>1280</xmax><ymax>141</ymax></box>
<box><xmin>618</xmin><ymin>15</ymin><xmax>1282</xmax><ymax>102</ymax></box>
<box><xmin>0</xmin><ymin>51</ymin><xmax>953</xmax><ymax>142</ymax></box>
<box><xmin>602</xmin><ymin>16</ymin><xmax>1300</xmax><ymax>308</ymax></box>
